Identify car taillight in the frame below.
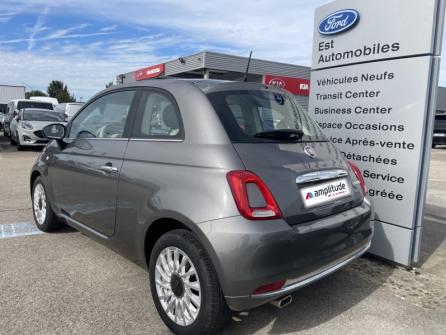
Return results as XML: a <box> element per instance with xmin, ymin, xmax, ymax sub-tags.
<box><xmin>348</xmin><ymin>161</ymin><xmax>367</xmax><ymax>195</ymax></box>
<box><xmin>226</xmin><ymin>170</ymin><xmax>281</xmax><ymax>220</ymax></box>
<box><xmin>253</xmin><ymin>280</ymin><xmax>286</xmax><ymax>295</ymax></box>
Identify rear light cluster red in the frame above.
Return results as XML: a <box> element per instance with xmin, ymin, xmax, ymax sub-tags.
<box><xmin>226</xmin><ymin>170</ymin><xmax>281</xmax><ymax>220</ymax></box>
<box><xmin>348</xmin><ymin>161</ymin><xmax>367</xmax><ymax>195</ymax></box>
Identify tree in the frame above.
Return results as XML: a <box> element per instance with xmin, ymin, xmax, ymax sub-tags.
<box><xmin>47</xmin><ymin>80</ymin><xmax>76</xmax><ymax>103</ymax></box>
<box><xmin>25</xmin><ymin>90</ymin><xmax>47</xmax><ymax>99</ymax></box>
<box><xmin>105</xmin><ymin>81</ymin><xmax>114</xmax><ymax>88</ymax></box>
<box><xmin>47</xmin><ymin>80</ymin><xmax>64</xmax><ymax>98</ymax></box>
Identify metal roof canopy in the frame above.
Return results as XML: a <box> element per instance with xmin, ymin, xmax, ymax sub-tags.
<box><xmin>117</xmin><ymin>50</ymin><xmax>310</xmax><ymax>84</ymax></box>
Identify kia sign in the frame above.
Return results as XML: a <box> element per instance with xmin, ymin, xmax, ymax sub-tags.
<box><xmin>309</xmin><ymin>0</ymin><xmax>444</xmax><ymax>266</ymax></box>
<box><xmin>263</xmin><ymin>75</ymin><xmax>310</xmax><ymax>96</ymax></box>
<box><xmin>318</xmin><ymin>9</ymin><xmax>360</xmax><ymax>35</ymax></box>
<box><xmin>134</xmin><ymin>64</ymin><xmax>165</xmax><ymax>81</ymax></box>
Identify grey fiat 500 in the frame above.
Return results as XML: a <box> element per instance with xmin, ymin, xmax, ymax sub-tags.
<box><xmin>30</xmin><ymin>79</ymin><xmax>373</xmax><ymax>335</ymax></box>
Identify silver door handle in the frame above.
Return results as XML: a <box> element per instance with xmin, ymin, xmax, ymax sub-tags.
<box><xmin>100</xmin><ymin>165</ymin><xmax>119</xmax><ymax>173</ymax></box>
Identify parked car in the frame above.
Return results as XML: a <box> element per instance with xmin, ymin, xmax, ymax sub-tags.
<box><xmin>9</xmin><ymin>108</ymin><xmax>65</xmax><ymax>150</ymax></box>
<box><xmin>30</xmin><ymin>80</ymin><xmax>373</xmax><ymax>335</ymax></box>
<box><xmin>432</xmin><ymin>111</ymin><xmax>446</xmax><ymax>148</ymax></box>
<box><xmin>54</xmin><ymin>102</ymin><xmax>84</xmax><ymax>121</ymax></box>
<box><xmin>4</xmin><ymin>99</ymin><xmax>54</xmax><ymax>137</ymax></box>
<box><xmin>0</xmin><ymin>85</ymin><xmax>26</xmax><ymax>130</ymax></box>
<box><xmin>0</xmin><ymin>103</ymin><xmax>7</xmax><ymax>131</ymax></box>
<box><xmin>30</xmin><ymin>96</ymin><xmax>59</xmax><ymax>108</ymax></box>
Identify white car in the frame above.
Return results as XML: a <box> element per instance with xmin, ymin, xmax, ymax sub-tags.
<box><xmin>54</xmin><ymin>102</ymin><xmax>84</xmax><ymax>121</ymax></box>
<box><xmin>9</xmin><ymin>108</ymin><xmax>65</xmax><ymax>150</ymax></box>
<box><xmin>4</xmin><ymin>99</ymin><xmax>54</xmax><ymax>137</ymax></box>
<box><xmin>30</xmin><ymin>96</ymin><xmax>59</xmax><ymax>107</ymax></box>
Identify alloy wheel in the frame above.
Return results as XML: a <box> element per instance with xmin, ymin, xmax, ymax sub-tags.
<box><xmin>33</xmin><ymin>183</ymin><xmax>47</xmax><ymax>225</ymax></box>
<box><xmin>155</xmin><ymin>246</ymin><xmax>201</xmax><ymax>326</ymax></box>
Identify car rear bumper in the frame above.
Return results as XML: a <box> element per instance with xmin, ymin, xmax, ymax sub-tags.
<box><xmin>196</xmin><ymin>197</ymin><xmax>373</xmax><ymax>311</ymax></box>
<box><xmin>433</xmin><ymin>133</ymin><xmax>446</xmax><ymax>145</ymax></box>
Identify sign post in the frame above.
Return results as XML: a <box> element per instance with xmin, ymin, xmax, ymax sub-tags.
<box><xmin>309</xmin><ymin>0</ymin><xmax>445</xmax><ymax>266</ymax></box>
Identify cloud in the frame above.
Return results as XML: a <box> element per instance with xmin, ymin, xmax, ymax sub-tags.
<box><xmin>0</xmin><ymin>47</ymin><xmax>163</xmax><ymax>100</ymax></box>
<box><xmin>0</xmin><ymin>12</ymin><xmax>16</xmax><ymax>23</ymax></box>
<box><xmin>25</xmin><ymin>7</ymin><xmax>49</xmax><ymax>50</ymax></box>
<box><xmin>100</xmin><ymin>25</ymin><xmax>117</xmax><ymax>32</ymax></box>
<box><xmin>0</xmin><ymin>29</ymin><xmax>113</xmax><ymax>46</ymax></box>
<box><xmin>45</xmin><ymin>23</ymin><xmax>89</xmax><ymax>39</ymax></box>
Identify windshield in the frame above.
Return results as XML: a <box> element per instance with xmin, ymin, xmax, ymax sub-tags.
<box><xmin>207</xmin><ymin>90</ymin><xmax>325</xmax><ymax>142</ymax></box>
<box><xmin>0</xmin><ymin>104</ymin><xmax>6</xmax><ymax>114</ymax></box>
<box><xmin>17</xmin><ymin>101</ymin><xmax>53</xmax><ymax>110</ymax></box>
<box><xmin>23</xmin><ymin>110</ymin><xmax>64</xmax><ymax>122</ymax></box>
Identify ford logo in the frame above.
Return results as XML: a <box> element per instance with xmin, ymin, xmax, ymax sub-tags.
<box><xmin>318</xmin><ymin>9</ymin><xmax>359</xmax><ymax>35</ymax></box>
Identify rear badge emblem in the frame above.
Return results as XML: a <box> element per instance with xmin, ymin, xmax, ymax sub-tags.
<box><xmin>304</xmin><ymin>145</ymin><xmax>317</xmax><ymax>159</ymax></box>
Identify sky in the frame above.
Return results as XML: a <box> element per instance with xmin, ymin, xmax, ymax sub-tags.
<box><xmin>0</xmin><ymin>0</ymin><xmax>445</xmax><ymax>101</ymax></box>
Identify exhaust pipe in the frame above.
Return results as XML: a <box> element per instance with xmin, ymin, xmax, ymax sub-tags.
<box><xmin>269</xmin><ymin>295</ymin><xmax>292</xmax><ymax>309</ymax></box>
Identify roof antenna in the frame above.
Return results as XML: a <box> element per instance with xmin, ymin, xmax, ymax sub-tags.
<box><xmin>243</xmin><ymin>51</ymin><xmax>252</xmax><ymax>82</ymax></box>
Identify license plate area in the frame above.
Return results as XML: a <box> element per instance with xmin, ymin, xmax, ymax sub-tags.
<box><xmin>300</xmin><ymin>178</ymin><xmax>351</xmax><ymax>208</ymax></box>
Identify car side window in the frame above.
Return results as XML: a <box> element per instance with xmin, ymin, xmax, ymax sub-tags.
<box><xmin>69</xmin><ymin>90</ymin><xmax>135</xmax><ymax>139</ymax></box>
<box><xmin>133</xmin><ymin>90</ymin><xmax>183</xmax><ymax>139</ymax></box>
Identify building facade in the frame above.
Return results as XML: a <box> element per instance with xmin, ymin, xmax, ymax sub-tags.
<box><xmin>117</xmin><ymin>51</ymin><xmax>311</xmax><ymax>110</ymax></box>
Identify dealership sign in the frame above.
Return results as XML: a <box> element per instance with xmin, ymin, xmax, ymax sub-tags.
<box><xmin>263</xmin><ymin>74</ymin><xmax>310</xmax><ymax>96</ymax></box>
<box><xmin>318</xmin><ymin>9</ymin><xmax>360</xmax><ymax>35</ymax></box>
<box><xmin>309</xmin><ymin>0</ymin><xmax>444</xmax><ymax>266</ymax></box>
<box><xmin>134</xmin><ymin>63</ymin><xmax>165</xmax><ymax>81</ymax></box>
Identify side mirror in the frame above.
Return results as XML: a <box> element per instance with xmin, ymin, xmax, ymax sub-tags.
<box><xmin>42</xmin><ymin>123</ymin><xmax>66</xmax><ymax>140</ymax></box>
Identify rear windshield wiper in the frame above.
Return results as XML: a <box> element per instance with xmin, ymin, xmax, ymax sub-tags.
<box><xmin>254</xmin><ymin>129</ymin><xmax>304</xmax><ymax>142</ymax></box>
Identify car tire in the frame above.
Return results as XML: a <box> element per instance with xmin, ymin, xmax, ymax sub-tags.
<box><xmin>149</xmin><ymin>229</ymin><xmax>230</xmax><ymax>335</ymax></box>
<box><xmin>432</xmin><ymin>143</ymin><xmax>437</xmax><ymax>148</ymax></box>
<box><xmin>9</xmin><ymin>132</ymin><xmax>16</xmax><ymax>145</ymax></box>
<box><xmin>16</xmin><ymin>132</ymin><xmax>24</xmax><ymax>151</ymax></box>
<box><xmin>32</xmin><ymin>177</ymin><xmax>62</xmax><ymax>232</ymax></box>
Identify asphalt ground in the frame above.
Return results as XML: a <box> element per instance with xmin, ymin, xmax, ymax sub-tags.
<box><xmin>0</xmin><ymin>133</ymin><xmax>445</xmax><ymax>335</ymax></box>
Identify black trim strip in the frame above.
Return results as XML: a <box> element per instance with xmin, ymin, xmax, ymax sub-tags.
<box><xmin>373</xmin><ymin>219</ymin><xmax>415</xmax><ymax>231</ymax></box>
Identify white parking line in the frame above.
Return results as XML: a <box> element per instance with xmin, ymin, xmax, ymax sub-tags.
<box><xmin>0</xmin><ymin>222</ymin><xmax>43</xmax><ymax>239</ymax></box>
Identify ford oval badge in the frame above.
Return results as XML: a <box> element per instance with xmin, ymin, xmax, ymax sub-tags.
<box><xmin>318</xmin><ymin>9</ymin><xmax>359</xmax><ymax>35</ymax></box>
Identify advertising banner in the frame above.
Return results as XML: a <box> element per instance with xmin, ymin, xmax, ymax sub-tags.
<box><xmin>134</xmin><ymin>63</ymin><xmax>165</xmax><ymax>81</ymax></box>
<box><xmin>263</xmin><ymin>74</ymin><xmax>310</xmax><ymax>96</ymax></box>
<box><xmin>309</xmin><ymin>0</ymin><xmax>445</xmax><ymax>265</ymax></box>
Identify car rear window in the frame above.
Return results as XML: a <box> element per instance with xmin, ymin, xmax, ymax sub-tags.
<box><xmin>206</xmin><ymin>90</ymin><xmax>326</xmax><ymax>142</ymax></box>
<box><xmin>23</xmin><ymin>110</ymin><xmax>64</xmax><ymax>122</ymax></box>
<box><xmin>17</xmin><ymin>101</ymin><xmax>53</xmax><ymax>110</ymax></box>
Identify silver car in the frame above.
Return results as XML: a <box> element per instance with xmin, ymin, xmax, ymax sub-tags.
<box><xmin>10</xmin><ymin>108</ymin><xmax>65</xmax><ymax>150</ymax></box>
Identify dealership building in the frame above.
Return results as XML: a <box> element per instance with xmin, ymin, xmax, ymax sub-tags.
<box><xmin>116</xmin><ymin>51</ymin><xmax>311</xmax><ymax>110</ymax></box>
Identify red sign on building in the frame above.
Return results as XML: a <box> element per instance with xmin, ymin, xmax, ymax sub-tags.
<box><xmin>134</xmin><ymin>63</ymin><xmax>165</xmax><ymax>81</ymax></box>
<box><xmin>263</xmin><ymin>74</ymin><xmax>310</xmax><ymax>96</ymax></box>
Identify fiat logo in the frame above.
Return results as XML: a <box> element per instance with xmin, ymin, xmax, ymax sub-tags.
<box><xmin>304</xmin><ymin>145</ymin><xmax>317</xmax><ymax>158</ymax></box>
